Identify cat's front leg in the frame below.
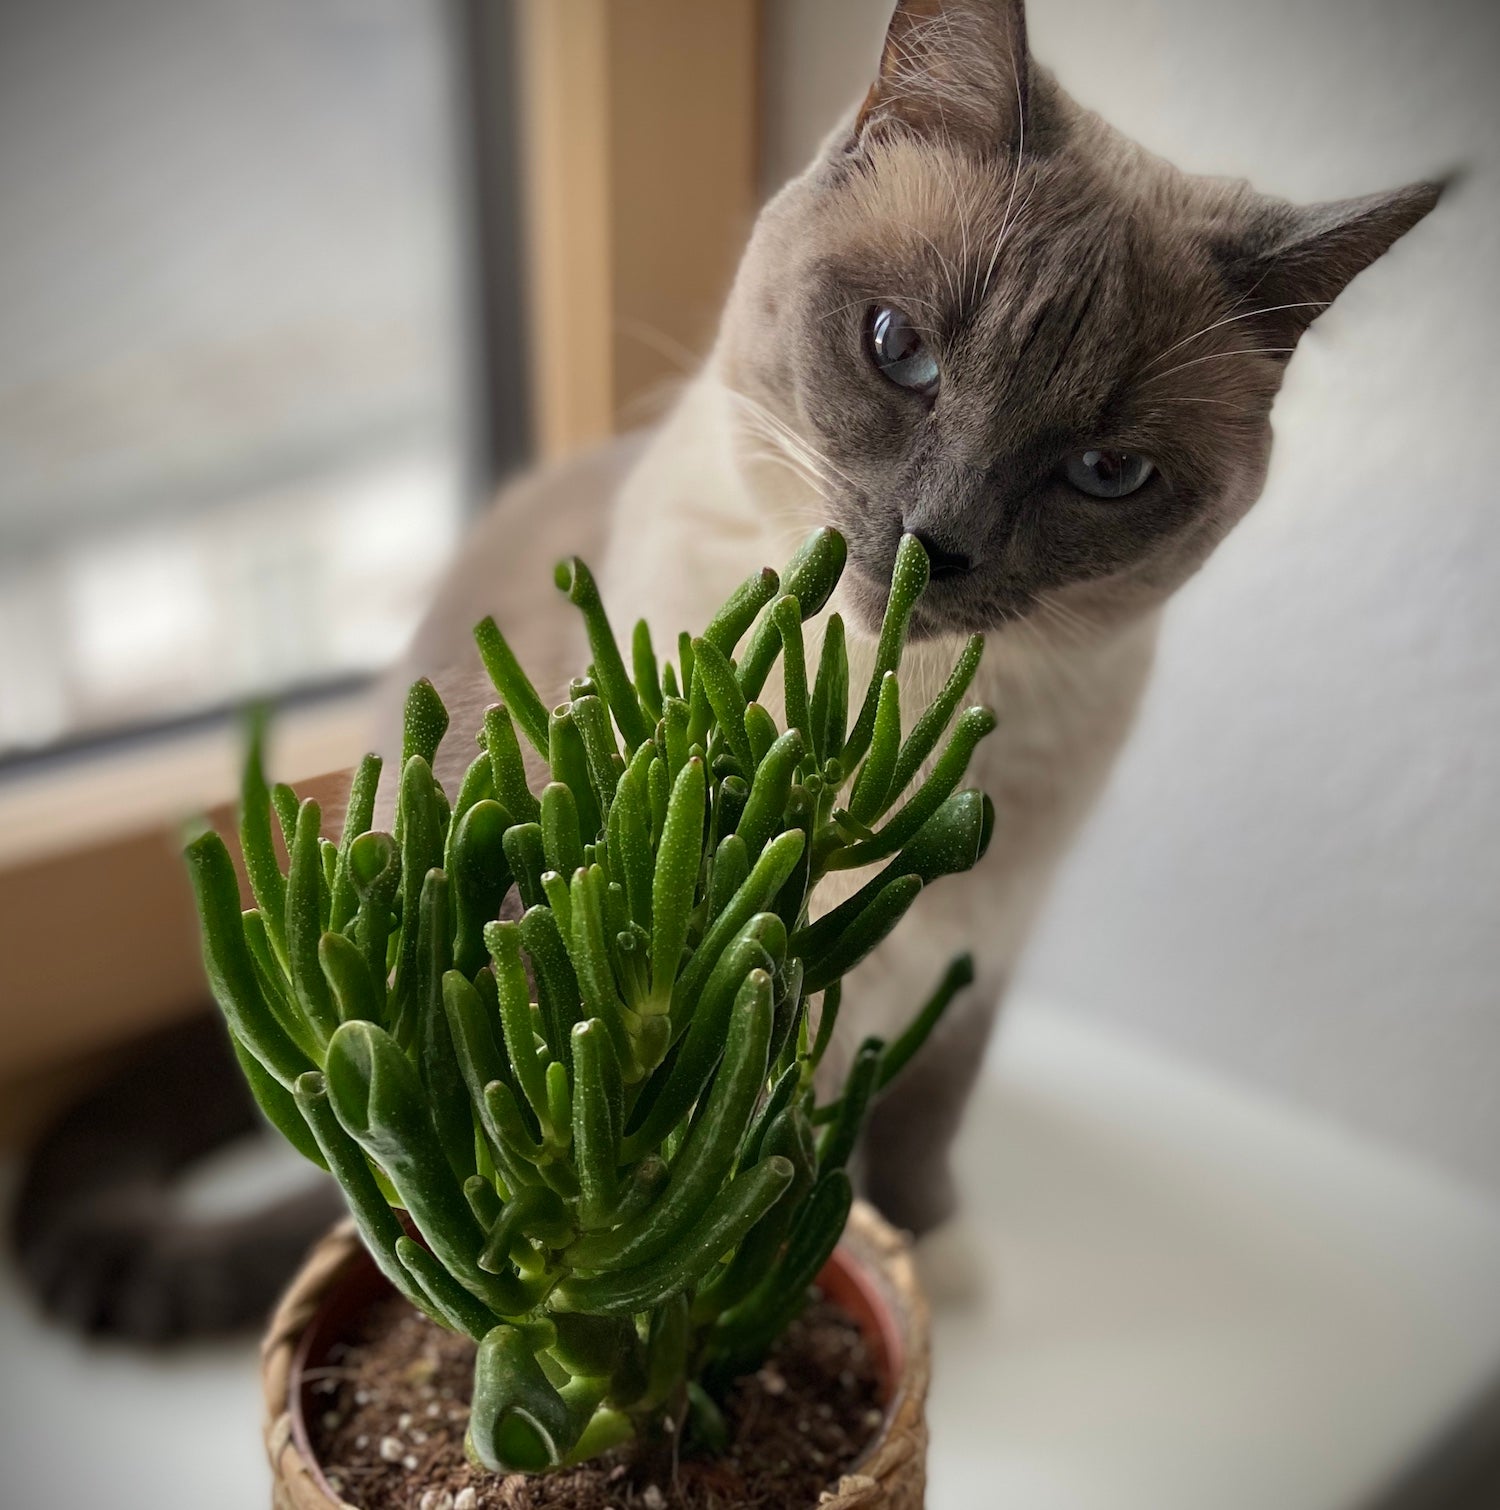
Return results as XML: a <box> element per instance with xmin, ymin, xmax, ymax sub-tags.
<box><xmin>854</xmin><ymin>964</ymin><xmax>1004</xmax><ymax>1237</ymax></box>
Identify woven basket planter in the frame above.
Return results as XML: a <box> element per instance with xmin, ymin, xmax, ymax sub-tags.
<box><xmin>261</xmin><ymin>1200</ymin><xmax>930</xmax><ymax>1509</ymax></box>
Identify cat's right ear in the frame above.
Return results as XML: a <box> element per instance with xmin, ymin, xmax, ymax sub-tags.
<box><xmin>853</xmin><ymin>0</ymin><xmax>1032</xmax><ymax>153</ymax></box>
<box><xmin>1218</xmin><ymin>180</ymin><xmax>1447</xmax><ymax>348</ymax></box>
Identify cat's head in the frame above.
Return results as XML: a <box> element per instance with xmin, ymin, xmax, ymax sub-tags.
<box><xmin>719</xmin><ymin>0</ymin><xmax>1441</xmax><ymax>639</ymax></box>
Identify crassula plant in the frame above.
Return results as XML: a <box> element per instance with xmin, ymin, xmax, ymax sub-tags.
<box><xmin>186</xmin><ymin>527</ymin><xmax>994</xmax><ymax>1475</ymax></box>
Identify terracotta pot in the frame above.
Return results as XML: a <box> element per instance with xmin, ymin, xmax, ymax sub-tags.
<box><xmin>262</xmin><ymin>1200</ymin><xmax>930</xmax><ymax>1509</ymax></box>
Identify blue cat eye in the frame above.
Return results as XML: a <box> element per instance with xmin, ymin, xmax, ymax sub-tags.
<box><xmin>1062</xmin><ymin>448</ymin><xmax>1156</xmax><ymax>500</ymax></box>
<box><xmin>868</xmin><ymin>304</ymin><xmax>940</xmax><ymax>396</ymax></box>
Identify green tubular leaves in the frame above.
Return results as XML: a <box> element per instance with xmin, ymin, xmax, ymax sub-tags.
<box><xmin>441</xmin><ymin>966</ymin><xmax>528</xmax><ymax>1189</ymax></box>
<box><xmin>552</xmin><ymin>1310</ymin><xmax>639</xmax><ymax>1383</ymax></box>
<box><xmin>555</xmin><ymin>557</ymin><xmax>652</xmax><ymax>753</ymax></box>
<box><xmin>397</xmin><ymin>1237</ymin><xmax>499</xmax><ymax>1339</ymax></box>
<box><xmin>710</xmin><ymin>1168</ymin><xmax>852</xmax><ymax>1372</ymax></box>
<box><xmin>571</xmin><ymin>694</ymin><xmax>621</xmax><ymax>818</ymax></box>
<box><xmin>794</xmin><ymin>788</ymin><xmax>988</xmax><ymax>961</ymax></box>
<box><xmin>485</xmin><ymin>920</ymin><xmax>554</xmax><ymax>1137</ymax></box>
<box><xmin>677</xmin><ymin>633</ymin><xmax>697</xmax><ymax>718</ymax></box>
<box><xmin>271</xmin><ymin>783</ymin><xmax>298</xmax><ymax>853</ymax></box>
<box><xmin>643</xmin><ymin>1293</ymin><xmax>690</xmax><ymax>1408</ymax></box>
<box><xmin>707</xmin><ymin>835</ymin><xmax>749</xmax><ymax>924</ymax></box>
<box><xmin>415</xmin><ymin>870</ymin><xmax>474</xmax><ymax>1183</ymax></box>
<box><xmin>401</xmin><ymin>677</ymin><xmax>451</xmax><ymax>772</ymax></box>
<box><xmin>444</xmin><ymin>753</ymin><xmax>496</xmax><ymax>876</ymax></box>
<box><xmin>518</xmin><ymin>905</ymin><xmax>582</xmax><ymax>1062</ymax></box>
<box><xmin>773</xmin><ymin>786</ymin><xmax>816</xmax><ymax>934</ymax></box>
<box><xmin>484</xmin><ymin>1078</ymin><xmax>545</xmax><ymax>1167</ymax></box>
<box><xmin>567</xmin><ymin>868</ymin><xmax>629</xmax><ymax>1069</ymax></box>
<box><xmin>571</xmin><ymin>1019</ymin><xmax>622</xmax><ymax>1229</ymax></box>
<box><xmin>469</xmin><ymin>1324</ymin><xmax>581</xmax><ymax>1471</ymax></box>
<box><xmin>319</xmin><ymin>929</ymin><xmax>381</xmax><ymax>1025</ymax></box>
<box><xmin>479</xmin><ymin>1185</ymin><xmax>571</xmax><ymax>1273</ymax></box>
<box><xmin>540</xmin><ymin>781</ymin><xmax>586</xmax><ymax>881</ymax></box>
<box><xmin>554</xmin><ymin>1154</ymin><xmax>794</xmax><ymax>1317</ymax></box>
<box><xmin>817</xmin><ymin>1036</ymin><xmax>884</xmax><ymax>1173</ymax></box>
<box><xmin>887</xmin><ymin>633</ymin><xmax>984</xmax><ymax>801</ymax></box>
<box><xmin>546</xmin><ymin>1059</ymin><xmax>572</xmax><ymax>1148</ymax></box>
<box><xmin>702</xmin><ymin>566</ymin><xmax>780</xmax><ymax>661</ymax></box>
<box><xmin>768</xmin><ymin>955</ymin><xmax>805</xmax><ymax>1073</ymax></box>
<box><xmin>771</xmin><ymin>596</ymin><xmax>811</xmax><ymax>752</ymax></box>
<box><xmin>742</xmin><ymin>1060</ymin><xmax>803</xmax><ymax>1171</ymax></box>
<box><xmin>744</xmin><ymin>702</ymin><xmax>779</xmax><ymax>768</ymax></box>
<box><xmin>292</xmin><ymin>1072</ymin><xmax>444</xmax><ymax>1318</ymax></box>
<box><xmin>808</xmin><ymin>982</ymin><xmax>841</xmax><ymax>1072</ymax></box>
<box><xmin>239</xmin><ymin>710</ymin><xmax>288</xmax><ymax>968</ymax></box>
<box><xmin>669</xmin><ymin>828</ymin><xmax>804</xmax><ymax>1027</ymax></box>
<box><xmin>738</xmin><ymin>527</ymin><xmax>847</xmax><ymax>700</ymax></box>
<box><xmin>323</xmin><ymin>1020</ymin><xmax>524</xmax><ymax>1316</ymax></box>
<box><xmin>695</xmin><ymin>1101</ymin><xmax>813</xmax><ymax>1322</ymax></box>
<box><xmin>847</xmin><ymin>673</ymin><xmax>901</xmax><ymax>826</ymax></box>
<box><xmin>330</xmin><ymin>753</ymin><xmax>382</xmax><ymax>932</ymax></box>
<box><xmin>450</xmin><ymin>799</ymin><xmax>515</xmax><ymax>978</ymax></box>
<box><xmin>569</xmin><ymin>968</ymin><xmax>774</xmax><ymax>1274</ymax></box>
<box><xmin>286</xmin><ymin>799</ymin><xmax>337</xmax><ymax>1045</ymax></box>
<box><xmin>689</xmin><ymin>635</ymin><xmax>753</xmax><ymax>775</ymax></box>
<box><xmin>632</xmin><ymin>619</ymin><xmax>663</xmax><ymax>721</ymax></box>
<box><xmin>230</xmin><ymin>1036</ymin><xmax>326</xmax><ymax>1169</ymax></box>
<box><xmin>484</xmin><ymin>704</ymin><xmax>541</xmax><ymax>825</ymax></box>
<box><xmin>241</xmin><ymin>909</ymin><xmax>307</xmax><ymax>1061</ymax></box>
<box><xmin>502</xmin><ymin>822</ymin><xmax>548</xmax><ymax>911</ymax></box>
<box><xmin>661</xmin><ymin>697</ymin><xmax>691</xmax><ymax>785</ymax></box>
<box><xmin>466</xmin><ymin>1173</ymin><xmax>503</xmax><ymax>1231</ymax></box>
<box><xmin>392</xmin><ymin>756</ymin><xmax>445</xmax><ymax>1042</ymax></box>
<box><xmin>475</xmin><ymin>616</ymin><xmax>550</xmax><ymax>756</ymax></box>
<box><xmin>825</xmin><ymin>706</ymin><xmax>997</xmax><ymax>871</ymax></box>
<box><xmin>606</xmin><ymin>766</ymin><xmax>653</xmax><ymax>934</ymax></box>
<box><xmin>623</xmin><ymin>917</ymin><xmax>780</xmax><ymax>1161</ymax></box>
<box><xmin>842</xmin><ymin>532</ymin><xmax>930</xmax><ymax>770</ymax></box>
<box><xmin>185</xmin><ymin>832</ymin><xmax>311</xmax><ymax>1088</ymax></box>
<box><xmin>879</xmin><ymin>952</ymin><xmax>974</xmax><ymax>1093</ymax></box>
<box><xmin>190</xmin><ymin>525</ymin><xmax>995</xmax><ymax>1461</ymax></box>
<box><xmin>547</xmin><ymin>709</ymin><xmax>599</xmax><ymax>844</ymax></box>
<box><xmin>319</xmin><ymin>838</ymin><xmax>338</xmax><ymax>908</ymax></box>
<box><xmin>715</xmin><ymin>774</ymin><xmax>748</xmax><ymax>841</ymax></box>
<box><xmin>649</xmin><ymin>757</ymin><xmax>705</xmax><ymax>1010</ymax></box>
<box><xmin>809</xmin><ymin>613</ymin><xmax>849</xmax><ymax>769</ymax></box>
<box><xmin>735</xmin><ymin>729</ymin><xmax>803</xmax><ymax>864</ymax></box>
<box><xmin>346</xmin><ymin>831</ymin><xmax>399</xmax><ymax>1020</ymax></box>
<box><xmin>608</xmin><ymin>1155</ymin><xmax>668</xmax><ymax>1227</ymax></box>
<box><xmin>801</xmin><ymin>873</ymin><xmax>922</xmax><ymax>995</ymax></box>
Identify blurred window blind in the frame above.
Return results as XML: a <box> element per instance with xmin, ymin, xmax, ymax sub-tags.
<box><xmin>0</xmin><ymin>0</ymin><xmax>480</xmax><ymax>761</ymax></box>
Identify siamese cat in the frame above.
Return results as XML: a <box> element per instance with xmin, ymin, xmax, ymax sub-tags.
<box><xmin>15</xmin><ymin>0</ymin><xmax>1440</xmax><ymax>1337</ymax></box>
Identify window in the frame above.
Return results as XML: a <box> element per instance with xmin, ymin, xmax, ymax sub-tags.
<box><xmin>0</xmin><ymin>0</ymin><xmax>495</xmax><ymax>760</ymax></box>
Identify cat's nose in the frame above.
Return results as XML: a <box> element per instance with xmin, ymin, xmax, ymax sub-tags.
<box><xmin>908</xmin><ymin>529</ymin><xmax>973</xmax><ymax>581</ymax></box>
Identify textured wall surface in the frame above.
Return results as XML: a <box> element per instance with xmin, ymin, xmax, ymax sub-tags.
<box><xmin>761</xmin><ymin>0</ymin><xmax>1500</xmax><ymax>1196</ymax></box>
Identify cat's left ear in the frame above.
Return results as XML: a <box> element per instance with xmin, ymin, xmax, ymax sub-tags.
<box><xmin>853</xmin><ymin>0</ymin><xmax>1033</xmax><ymax>152</ymax></box>
<box><xmin>1220</xmin><ymin>180</ymin><xmax>1446</xmax><ymax>349</ymax></box>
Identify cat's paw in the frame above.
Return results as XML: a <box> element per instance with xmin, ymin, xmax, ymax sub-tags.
<box><xmin>914</xmin><ymin>1215</ymin><xmax>990</xmax><ymax>1309</ymax></box>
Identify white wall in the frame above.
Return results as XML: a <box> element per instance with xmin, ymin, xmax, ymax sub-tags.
<box><xmin>761</xmin><ymin>0</ymin><xmax>1500</xmax><ymax>1196</ymax></box>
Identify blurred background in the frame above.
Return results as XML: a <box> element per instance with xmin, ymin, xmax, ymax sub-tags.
<box><xmin>0</xmin><ymin>1</ymin><xmax>1496</xmax><ymax>1508</ymax></box>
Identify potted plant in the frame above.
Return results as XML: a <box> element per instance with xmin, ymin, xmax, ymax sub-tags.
<box><xmin>187</xmin><ymin>527</ymin><xmax>995</xmax><ymax>1509</ymax></box>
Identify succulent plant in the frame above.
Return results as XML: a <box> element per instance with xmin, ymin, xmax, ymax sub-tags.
<box><xmin>186</xmin><ymin>527</ymin><xmax>993</xmax><ymax>1474</ymax></box>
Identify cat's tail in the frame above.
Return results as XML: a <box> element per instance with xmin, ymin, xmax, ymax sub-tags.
<box><xmin>10</xmin><ymin>1013</ymin><xmax>343</xmax><ymax>1342</ymax></box>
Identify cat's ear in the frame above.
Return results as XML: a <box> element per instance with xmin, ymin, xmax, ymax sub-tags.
<box><xmin>854</xmin><ymin>0</ymin><xmax>1032</xmax><ymax>152</ymax></box>
<box><xmin>1220</xmin><ymin>180</ymin><xmax>1445</xmax><ymax>348</ymax></box>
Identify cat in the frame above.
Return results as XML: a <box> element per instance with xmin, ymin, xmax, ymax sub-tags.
<box><xmin>13</xmin><ymin>0</ymin><xmax>1440</xmax><ymax>1336</ymax></box>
